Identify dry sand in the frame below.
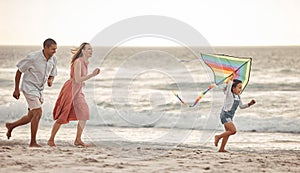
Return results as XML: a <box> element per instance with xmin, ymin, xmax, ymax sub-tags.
<box><xmin>0</xmin><ymin>124</ymin><xmax>299</xmax><ymax>173</ymax></box>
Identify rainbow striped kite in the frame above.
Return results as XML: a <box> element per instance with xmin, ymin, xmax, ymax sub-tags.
<box><xmin>174</xmin><ymin>53</ymin><xmax>252</xmax><ymax>107</ymax></box>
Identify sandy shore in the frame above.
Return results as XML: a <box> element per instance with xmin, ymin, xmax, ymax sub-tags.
<box><xmin>0</xmin><ymin>124</ymin><xmax>299</xmax><ymax>173</ymax></box>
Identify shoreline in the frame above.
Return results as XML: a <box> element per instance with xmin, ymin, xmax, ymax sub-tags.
<box><xmin>0</xmin><ymin>125</ymin><xmax>300</xmax><ymax>172</ymax></box>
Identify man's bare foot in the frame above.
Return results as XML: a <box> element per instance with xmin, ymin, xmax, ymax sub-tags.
<box><xmin>74</xmin><ymin>140</ymin><xmax>88</xmax><ymax>147</ymax></box>
<box><xmin>5</xmin><ymin>122</ymin><xmax>13</xmax><ymax>140</ymax></box>
<box><xmin>47</xmin><ymin>140</ymin><xmax>56</xmax><ymax>147</ymax></box>
<box><xmin>214</xmin><ymin>135</ymin><xmax>220</xmax><ymax>147</ymax></box>
<box><xmin>218</xmin><ymin>150</ymin><xmax>229</xmax><ymax>153</ymax></box>
<box><xmin>29</xmin><ymin>143</ymin><xmax>42</xmax><ymax>147</ymax></box>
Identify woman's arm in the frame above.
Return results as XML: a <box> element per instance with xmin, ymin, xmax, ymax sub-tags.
<box><xmin>74</xmin><ymin>60</ymin><xmax>100</xmax><ymax>83</ymax></box>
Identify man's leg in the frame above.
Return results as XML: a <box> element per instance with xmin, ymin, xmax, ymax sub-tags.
<box><xmin>29</xmin><ymin>108</ymin><xmax>42</xmax><ymax>147</ymax></box>
<box><xmin>6</xmin><ymin>109</ymin><xmax>32</xmax><ymax>139</ymax></box>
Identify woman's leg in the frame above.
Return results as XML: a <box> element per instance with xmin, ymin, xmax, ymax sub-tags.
<box><xmin>74</xmin><ymin>120</ymin><xmax>87</xmax><ymax>146</ymax></box>
<box><xmin>47</xmin><ymin>121</ymin><xmax>61</xmax><ymax>147</ymax></box>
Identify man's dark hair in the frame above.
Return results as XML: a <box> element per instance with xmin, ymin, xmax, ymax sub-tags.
<box><xmin>43</xmin><ymin>38</ymin><xmax>57</xmax><ymax>48</ymax></box>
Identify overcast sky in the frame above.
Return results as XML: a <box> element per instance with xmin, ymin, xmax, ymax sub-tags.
<box><xmin>0</xmin><ymin>0</ymin><xmax>299</xmax><ymax>46</ymax></box>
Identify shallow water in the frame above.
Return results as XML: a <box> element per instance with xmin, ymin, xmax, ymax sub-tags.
<box><xmin>0</xmin><ymin>46</ymin><xmax>299</xmax><ymax>133</ymax></box>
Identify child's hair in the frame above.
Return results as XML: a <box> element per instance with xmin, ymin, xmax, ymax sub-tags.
<box><xmin>231</xmin><ymin>79</ymin><xmax>242</xmax><ymax>92</ymax></box>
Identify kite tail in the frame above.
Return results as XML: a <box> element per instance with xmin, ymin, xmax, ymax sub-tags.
<box><xmin>173</xmin><ymin>83</ymin><xmax>217</xmax><ymax>107</ymax></box>
<box><xmin>190</xmin><ymin>94</ymin><xmax>203</xmax><ymax>107</ymax></box>
<box><xmin>172</xmin><ymin>91</ymin><xmax>188</xmax><ymax>107</ymax></box>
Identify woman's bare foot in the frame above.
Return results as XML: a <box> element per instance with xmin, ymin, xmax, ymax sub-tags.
<box><xmin>218</xmin><ymin>150</ymin><xmax>229</xmax><ymax>153</ymax></box>
<box><xmin>74</xmin><ymin>140</ymin><xmax>88</xmax><ymax>147</ymax></box>
<box><xmin>5</xmin><ymin>122</ymin><xmax>13</xmax><ymax>139</ymax></box>
<box><xmin>29</xmin><ymin>143</ymin><xmax>42</xmax><ymax>147</ymax></box>
<box><xmin>214</xmin><ymin>135</ymin><xmax>220</xmax><ymax>147</ymax></box>
<box><xmin>47</xmin><ymin>140</ymin><xmax>56</xmax><ymax>147</ymax></box>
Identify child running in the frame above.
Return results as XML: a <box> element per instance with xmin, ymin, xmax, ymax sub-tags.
<box><xmin>214</xmin><ymin>75</ymin><xmax>255</xmax><ymax>152</ymax></box>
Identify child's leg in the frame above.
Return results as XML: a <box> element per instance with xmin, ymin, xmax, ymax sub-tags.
<box><xmin>218</xmin><ymin>122</ymin><xmax>236</xmax><ymax>152</ymax></box>
<box><xmin>214</xmin><ymin>122</ymin><xmax>236</xmax><ymax>147</ymax></box>
<box><xmin>48</xmin><ymin>121</ymin><xmax>62</xmax><ymax>147</ymax></box>
<box><xmin>215</xmin><ymin>124</ymin><xmax>232</xmax><ymax>147</ymax></box>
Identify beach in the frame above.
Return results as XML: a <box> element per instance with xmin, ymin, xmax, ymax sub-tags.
<box><xmin>0</xmin><ymin>46</ymin><xmax>299</xmax><ymax>172</ymax></box>
<box><xmin>0</xmin><ymin>125</ymin><xmax>299</xmax><ymax>173</ymax></box>
<box><xmin>1</xmin><ymin>0</ymin><xmax>300</xmax><ymax>172</ymax></box>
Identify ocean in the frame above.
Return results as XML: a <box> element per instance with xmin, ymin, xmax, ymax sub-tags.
<box><xmin>0</xmin><ymin>45</ymin><xmax>299</xmax><ymax>138</ymax></box>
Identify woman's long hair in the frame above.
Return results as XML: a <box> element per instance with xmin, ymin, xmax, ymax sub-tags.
<box><xmin>71</xmin><ymin>42</ymin><xmax>89</xmax><ymax>64</ymax></box>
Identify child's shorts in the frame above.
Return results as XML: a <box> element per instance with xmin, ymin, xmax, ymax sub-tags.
<box><xmin>220</xmin><ymin>110</ymin><xmax>233</xmax><ymax>124</ymax></box>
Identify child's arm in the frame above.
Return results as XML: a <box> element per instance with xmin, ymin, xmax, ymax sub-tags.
<box><xmin>224</xmin><ymin>79</ymin><xmax>233</xmax><ymax>95</ymax></box>
<box><xmin>225</xmin><ymin>73</ymin><xmax>236</xmax><ymax>84</ymax></box>
<box><xmin>239</xmin><ymin>99</ymin><xmax>256</xmax><ymax>109</ymax></box>
<box><xmin>223</xmin><ymin>73</ymin><xmax>236</xmax><ymax>93</ymax></box>
<box><xmin>248</xmin><ymin>99</ymin><xmax>256</xmax><ymax>106</ymax></box>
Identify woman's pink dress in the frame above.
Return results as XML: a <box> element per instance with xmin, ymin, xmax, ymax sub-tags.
<box><xmin>53</xmin><ymin>57</ymin><xmax>89</xmax><ymax>124</ymax></box>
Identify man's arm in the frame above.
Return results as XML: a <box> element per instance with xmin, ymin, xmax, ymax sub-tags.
<box><xmin>13</xmin><ymin>70</ymin><xmax>22</xmax><ymax>99</ymax></box>
<box><xmin>48</xmin><ymin>76</ymin><xmax>54</xmax><ymax>87</ymax></box>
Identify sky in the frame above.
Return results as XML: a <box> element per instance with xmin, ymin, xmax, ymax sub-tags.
<box><xmin>0</xmin><ymin>0</ymin><xmax>299</xmax><ymax>46</ymax></box>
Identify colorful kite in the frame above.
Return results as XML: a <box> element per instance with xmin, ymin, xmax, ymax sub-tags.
<box><xmin>174</xmin><ymin>53</ymin><xmax>252</xmax><ymax>107</ymax></box>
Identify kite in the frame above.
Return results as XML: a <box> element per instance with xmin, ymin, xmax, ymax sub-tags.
<box><xmin>174</xmin><ymin>53</ymin><xmax>252</xmax><ymax>107</ymax></box>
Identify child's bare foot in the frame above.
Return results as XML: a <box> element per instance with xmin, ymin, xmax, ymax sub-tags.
<box><xmin>29</xmin><ymin>143</ymin><xmax>42</xmax><ymax>147</ymax></box>
<box><xmin>218</xmin><ymin>150</ymin><xmax>229</xmax><ymax>153</ymax></box>
<box><xmin>74</xmin><ymin>140</ymin><xmax>88</xmax><ymax>147</ymax></box>
<box><xmin>47</xmin><ymin>140</ymin><xmax>56</xmax><ymax>147</ymax></box>
<box><xmin>5</xmin><ymin>122</ymin><xmax>13</xmax><ymax>139</ymax></box>
<box><xmin>214</xmin><ymin>135</ymin><xmax>220</xmax><ymax>147</ymax></box>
